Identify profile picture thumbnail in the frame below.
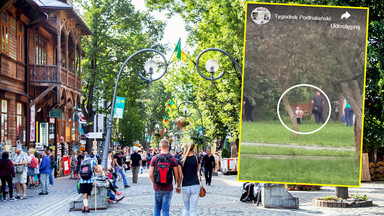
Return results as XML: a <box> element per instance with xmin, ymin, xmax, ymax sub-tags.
<box><xmin>251</xmin><ymin>7</ymin><xmax>271</xmax><ymax>24</ymax></box>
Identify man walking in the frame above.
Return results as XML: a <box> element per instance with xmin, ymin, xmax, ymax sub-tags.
<box><xmin>149</xmin><ymin>139</ymin><xmax>179</xmax><ymax>216</ymax></box>
<box><xmin>113</xmin><ymin>147</ymin><xmax>130</xmax><ymax>188</ymax></box>
<box><xmin>12</xmin><ymin>147</ymin><xmax>29</xmax><ymax>199</ymax></box>
<box><xmin>130</xmin><ymin>148</ymin><xmax>142</xmax><ymax>183</ymax></box>
<box><xmin>202</xmin><ymin>149</ymin><xmax>215</xmax><ymax>186</ymax></box>
<box><xmin>39</xmin><ymin>150</ymin><xmax>50</xmax><ymax>195</ymax></box>
<box><xmin>311</xmin><ymin>91</ymin><xmax>325</xmax><ymax>124</ymax></box>
<box><xmin>47</xmin><ymin>149</ymin><xmax>55</xmax><ymax>186</ymax></box>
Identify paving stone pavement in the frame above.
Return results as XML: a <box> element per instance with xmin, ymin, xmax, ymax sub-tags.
<box><xmin>1</xmin><ymin>168</ymin><xmax>383</xmax><ymax>215</ymax></box>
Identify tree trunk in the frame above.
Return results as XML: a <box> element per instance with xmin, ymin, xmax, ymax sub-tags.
<box><xmin>282</xmin><ymin>95</ymin><xmax>299</xmax><ymax>138</ymax></box>
<box><xmin>335</xmin><ymin>187</ymin><xmax>348</xmax><ymax>199</ymax></box>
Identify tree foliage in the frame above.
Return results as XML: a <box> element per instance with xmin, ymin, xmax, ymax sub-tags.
<box><xmin>76</xmin><ymin>0</ymin><xmax>165</xmax><ymax>150</ymax></box>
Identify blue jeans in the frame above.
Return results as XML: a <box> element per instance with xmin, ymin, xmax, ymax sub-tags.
<box><xmin>49</xmin><ymin>168</ymin><xmax>53</xmax><ymax>185</ymax></box>
<box><xmin>154</xmin><ymin>190</ymin><xmax>173</xmax><ymax>216</ymax></box>
<box><xmin>113</xmin><ymin>166</ymin><xmax>128</xmax><ymax>187</ymax></box>
<box><xmin>107</xmin><ymin>188</ymin><xmax>115</xmax><ymax>200</ymax></box>
<box><xmin>182</xmin><ymin>185</ymin><xmax>200</xmax><ymax>216</ymax></box>
<box><xmin>345</xmin><ymin>107</ymin><xmax>354</xmax><ymax>127</ymax></box>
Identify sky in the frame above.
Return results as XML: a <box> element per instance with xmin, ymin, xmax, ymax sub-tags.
<box><xmin>131</xmin><ymin>0</ymin><xmax>189</xmax><ymax>57</ymax></box>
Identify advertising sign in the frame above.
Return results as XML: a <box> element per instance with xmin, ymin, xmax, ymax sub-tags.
<box><xmin>39</xmin><ymin>123</ymin><xmax>49</xmax><ymax>146</ymax></box>
<box><xmin>113</xmin><ymin>96</ymin><xmax>126</xmax><ymax>119</ymax></box>
<box><xmin>30</xmin><ymin>105</ymin><xmax>35</xmax><ymax>141</ymax></box>
<box><xmin>63</xmin><ymin>156</ymin><xmax>70</xmax><ymax>175</ymax></box>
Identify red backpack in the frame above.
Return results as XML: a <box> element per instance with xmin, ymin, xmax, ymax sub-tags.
<box><xmin>29</xmin><ymin>157</ymin><xmax>38</xmax><ymax>168</ymax></box>
<box><xmin>154</xmin><ymin>154</ymin><xmax>173</xmax><ymax>186</ymax></box>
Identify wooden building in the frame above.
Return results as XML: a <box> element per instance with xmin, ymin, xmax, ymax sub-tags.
<box><xmin>0</xmin><ymin>0</ymin><xmax>90</xmax><ymax>158</ymax></box>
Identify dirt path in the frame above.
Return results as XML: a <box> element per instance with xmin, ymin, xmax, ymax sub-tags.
<box><xmin>240</xmin><ymin>142</ymin><xmax>355</xmax><ymax>151</ymax></box>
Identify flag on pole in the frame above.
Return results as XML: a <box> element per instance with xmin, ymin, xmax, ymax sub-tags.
<box><xmin>167</xmin><ymin>99</ymin><xmax>177</xmax><ymax>109</ymax></box>
<box><xmin>163</xmin><ymin>116</ymin><xmax>169</xmax><ymax>125</ymax></box>
<box><xmin>174</xmin><ymin>38</ymin><xmax>181</xmax><ymax>60</ymax></box>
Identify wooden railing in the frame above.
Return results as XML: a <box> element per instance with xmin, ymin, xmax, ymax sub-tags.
<box><xmin>29</xmin><ymin>65</ymin><xmax>57</xmax><ymax>82</ymax></box>
<box><xmin>29</xmin><ymin>65</ymin><xmax>81</xmax><ymax>91</ymax></box>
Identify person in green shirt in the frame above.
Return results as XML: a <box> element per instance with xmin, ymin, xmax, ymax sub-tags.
<box><xmin>342</xmin><ymin>98</ymin><xmax>354</xmax><ymax>127</ymax></box>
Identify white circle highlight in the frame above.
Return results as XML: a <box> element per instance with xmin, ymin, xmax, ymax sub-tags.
<box><xmin>276</xmin><ymin>84</ymin><xmax>332</xmax><ymax>135</ymax></box>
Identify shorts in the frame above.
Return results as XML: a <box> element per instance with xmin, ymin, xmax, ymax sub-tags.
<box><xmin>27</xmin><ymin>167</ymin><xmax>35</xmax><ymax>176</ymax></box>
<box><xmin>14</xmin><ymin>172</ymin><xmax>27</xmax><ymax>184</ymax></box>
<box><xmin>79</xmin><ymin>183</ymin><xmax>93</xmax><ymax>196</ymax></box>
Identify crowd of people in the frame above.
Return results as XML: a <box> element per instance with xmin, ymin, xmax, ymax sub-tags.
<box><xmin>0</xmin><ymin>148</ymin><xmax>57</xmax><ymax>201</ymax></box>
<box><xmin>1</xmin><ymin>140</ymin><xmax>220</xmax><ymax>215</ymax></box>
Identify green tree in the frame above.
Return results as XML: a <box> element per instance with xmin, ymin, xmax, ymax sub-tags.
<box><xmin>146</xmin><ymin>0</ymin><xmax>244</xmax><ymax>151</ymax></box>
<box><xmin>76</xmin><ymin>0</ymin><xmax>165</xmax><ymax>152</ymax></box>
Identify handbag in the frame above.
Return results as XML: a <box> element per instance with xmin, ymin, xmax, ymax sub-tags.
<box><xmin>196</xmin><ymin>156</ymin><xmax>206</xmax><ymax>197</ymax></box>
<box><xmin>16</xmin><ymin>165</ymin><xmax>25</xmax><ymax>174</ymax></box>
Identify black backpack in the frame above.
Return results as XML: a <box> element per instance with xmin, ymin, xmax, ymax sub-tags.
<box><xmin>80</xmin><ymin>159</ymin><xmax>93</xmax><ymax>180</ymax></box>
<box><xmin>154</xmin><ymin>154</ymin><xmax>173</xmax><ymax>186</ymax></box>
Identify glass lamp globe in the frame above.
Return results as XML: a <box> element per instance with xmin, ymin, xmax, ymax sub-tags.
<box><xmin>205</xmin><ymin>59</ymin><xmax>219</xmax><ymax>73</ymax></box>
<box><xmin>144</xmin><ymin>60</ymin><xmax>158</xmax><ymax>74</ymax></box>
<box><xmin>155</xmin><ymin>124</ymin><xmax>160</xmax><ymax>129</ymax></box>
<box><xmin>183</xmin><ymin>106</ymin><xmax>189</xmax><ymax>115</ymax></box>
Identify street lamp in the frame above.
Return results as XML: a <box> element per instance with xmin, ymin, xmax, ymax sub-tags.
<box><xmin>196</xmin><ymin>48</ymin><xmax>242</xmax><ymax>84</ymax></box>
<box><xmin>177</xmin><ymin>101</ymin><xmax>206</xmax><ymax>150</ymax></box>
<box><xmin>101</xmin><ymin>49</ymin><xmax>168</xmax><ymax>170</ymax></box>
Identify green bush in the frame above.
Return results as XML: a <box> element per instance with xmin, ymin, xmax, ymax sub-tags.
<box><xmin>222</xmin><ymin>148</ymin><xmax>230</xmax><ymax>158</ymax></box>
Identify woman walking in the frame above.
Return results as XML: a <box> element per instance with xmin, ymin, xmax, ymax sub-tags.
<box><xmin>176</xmin><ymin>142</ymin><xmax>202</xmax><ymax>216</ymax></box>
<box><xmin>0</xmin><ymin>152</ymin><xmax>16</xmax><ymax>201</ymax></box>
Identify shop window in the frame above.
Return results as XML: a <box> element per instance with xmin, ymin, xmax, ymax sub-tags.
<box><xmin>1</xmin><ymin>100</ymin><xmax>8</xmax><ymax>142</ymax></box>
<box><xmin>17</xmin><ymin>21</ymin><xmax>24</xmax><ymax>62</ymax></box>
<box><xmin>16</xmin><ymin>103</ymin><xmax>22</xmax><ymax>142</ymax></box>
<box><xmin>1</xmin><ymin>13</ymin><xmax>9</xmax><ymax>55</ymax></box>
<box><xmin>35</xmin><ymin>34</ymin><xmax>47</xmax><ymax>65</ymax></box>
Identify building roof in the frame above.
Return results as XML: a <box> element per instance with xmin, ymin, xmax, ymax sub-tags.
<box><xmin>34</xmin><ymin>0</ymin><xmax>72</xmax><ymax>10</ymax></box>
<box><xmin>34</xmin><ymin>0</ymin><xmax>91</xmax><ymax>35</ymax></box>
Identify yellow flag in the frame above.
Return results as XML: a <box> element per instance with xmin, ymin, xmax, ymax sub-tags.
<box><xmin>181</xmin><ymin>51</ymin><xmax>187</xmax><ymax>62</ymax></box>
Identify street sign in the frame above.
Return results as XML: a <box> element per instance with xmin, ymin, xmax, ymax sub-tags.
<box><xmin>198</xmin><ymin>125</ymin><xmax>203</xmax><ymax>136</ymax></box>
<box><xmin>49</xmin><ymin>109</ymin><xmax>62</xmax><ymax>118</ymax></box>
<box><xmin>39</xmin><ymin>123</ymin><xmax>49</xmax><ymax>146</ymax></box>
<box><xmin>113</xmin><ymin>96</ymin><xmax>126</xmax><ymax>119</ymax></box>
<box><xmin>85</xmin><ymin>132</ymin><xmax>103</xmax><ymax>139</ymax></box>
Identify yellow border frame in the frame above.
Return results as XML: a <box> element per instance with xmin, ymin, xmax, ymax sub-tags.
<box><xmin>237</xmin><ymin>1</ymin><xmax>370</xmax><ymax>188</ymax></box>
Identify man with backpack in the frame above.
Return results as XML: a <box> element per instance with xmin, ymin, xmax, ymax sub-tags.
<box><xmin>79</xmin><ymin>155</ymin><xmax>97</xmax><ymax>213</ymax></box>
<box><xmin>149</xmin><ymin>139</ymin><xmax>179</xmax><ymax>216</ymax></box>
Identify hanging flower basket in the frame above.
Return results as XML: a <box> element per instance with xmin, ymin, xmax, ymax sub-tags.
<box><xmin>177</xmin><ymin>118</ymin><xmax>190</xmax><ymax>129</ymax></box>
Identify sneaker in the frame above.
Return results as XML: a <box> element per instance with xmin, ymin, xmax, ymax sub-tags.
<box><xmin>20</xmin><ymin>195</ymin><xmax>26</xmax><ymax>200</ymax></box>
<box><xmin>107</xmin><ymin>199</ymin><xmax>116</xmax><ymax>203</ymax></box>
<box><xmin>9</xmin><ymin>197</ymin><xmax>17</xmax><ymax>201</ymax></box>
<box><xmin>114</xmin><ymin>186</ymin><xmax>119</xmax><ymax>189</ymax></box>
<box><xmin>124</xmin><ymin>185</ymin><xmax>130</xmax><ymax>188</ymax></box>
<box><xmin>115</xmin><ymin>191</ymin><xmax>122</xmax><ymax>195</ymax></box>
<box><xmin>2</xmin><ymin>198</ymin><xmax>6</xmax><ymax>202</ymax></box>
<box><xmin>44</xmin><ymin>192</ymin><xmax>48</xmax><ymax>195</ymax></box>
<box><xmin>15</xmin><ymin>195</ymin><xmax>21</xmax><ymax>199</ymax></box>
<box><xmin>49</xmin><ymin>184</ymin><xmax>53</xmax><ymax>187</ymax></box>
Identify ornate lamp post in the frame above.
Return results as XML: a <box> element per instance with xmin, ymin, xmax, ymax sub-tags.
<box><xmin>195</xmin><ymin>48</ymin><xmax>242</xmax><ymax>84</ymax></box>
<box><xmin>177</xmin><ymin>101</ymin><xmax>206</xmax><ymax>150</ymax></box>
<box><xmin>101</xmin><ymin>49</ymin><xmax>168</xmax><ymax>169</ymax></box>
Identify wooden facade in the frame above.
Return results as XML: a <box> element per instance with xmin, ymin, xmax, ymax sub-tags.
<box><xmin>0</xmin><ymin>0</ymin><xmax>90</xmax><ymax>149</ymax></box>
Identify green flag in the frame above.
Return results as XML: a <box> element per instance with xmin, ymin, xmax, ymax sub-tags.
<box><xmin>174</xmin><ymin>38</ymin><xmax>181</xmax><ymax>60</ymax></box>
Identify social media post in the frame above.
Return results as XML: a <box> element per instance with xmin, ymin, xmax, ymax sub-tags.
<box><xmin>238</xmin><ymin>3</ymin><xmax>368</xmax><ymax>186</ymax></box>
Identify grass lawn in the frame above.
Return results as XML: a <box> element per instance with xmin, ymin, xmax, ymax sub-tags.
<box><xmin>240</xmin><ymin>145</ymin><xmax>354</xmax><ymax>157</ymax></box>
<box><xmin>238</xmin><ymin>156</ymin><xmax>360</xmax><ymax>186</ymax></box>
<box><xmin>240</xmin><ymin>121</ymin><xmax>355</xmax><ymax>147</ymax></box>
